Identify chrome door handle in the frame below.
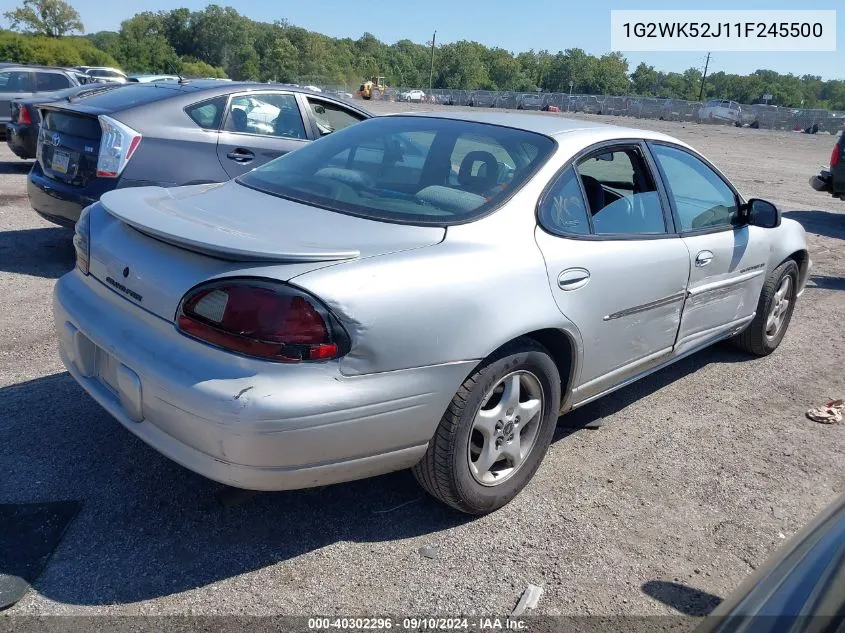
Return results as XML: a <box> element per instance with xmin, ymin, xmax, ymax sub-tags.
<box><xmin>695</xmin><ymin>251</ymin><xmax>714</xmax><ymax>267</ymax></box>
<box><xmin>558</xmin><ymin>268</ymin><xmax>590</xmax><ymax>291</ymax></box>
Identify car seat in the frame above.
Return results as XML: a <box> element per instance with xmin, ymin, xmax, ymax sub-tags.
<box><xmin>458</xmin><ymin>151</ymin><xmax>498</xmax><ymax>194</ymax></box>
<box><xmin>231</xmin><ymin>108</ymin><xmax>248</xmax><ymax>132</ymax></box>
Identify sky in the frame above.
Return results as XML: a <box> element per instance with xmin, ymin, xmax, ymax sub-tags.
<box><xmin>1</xmin><ymin>0</ymin><xmax>842</xmax><ymax>80</ymax></box>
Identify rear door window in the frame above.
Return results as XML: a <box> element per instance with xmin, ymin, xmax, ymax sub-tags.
<box><xmin>224</xmin><ymin>93</ymin><xmax>306</xmax><ymax>139</ymax></box>
<box><xmin>0</xmin><ymin>71</ymin><xmax>32</xmax><ymax>93</ymax></box>
<box><xmin>35</xmin><ymin>72</ymin><xmax>72</xmax><ymax>92</ymax></box>
<box><xmin>575</xmin><ymin>146</ymin><xmax>666</xmax><ymax>235</ymax></box>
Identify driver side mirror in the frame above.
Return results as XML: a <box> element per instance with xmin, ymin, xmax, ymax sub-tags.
<box><xmin>745</xmin><ymin>198</ymin><xmax>781</xmax><ymax>228</ymax></box>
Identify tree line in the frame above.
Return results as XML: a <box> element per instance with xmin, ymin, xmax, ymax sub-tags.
<box><xmin>2</xmin><ymin>0</ymin><xmax>844</xmax><ymax>110</ymax></box>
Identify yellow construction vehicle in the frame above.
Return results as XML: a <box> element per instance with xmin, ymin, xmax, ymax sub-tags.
<box><xmin>358</xmin><ymin>76</ymin><xmax>387</xmax><ymax>100</ymax></box>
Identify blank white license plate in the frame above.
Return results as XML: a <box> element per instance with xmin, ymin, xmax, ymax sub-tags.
<box><xmin>51</xmin><ymin>150</ymin><xmax>70</xmax><ymax>174</ymax></box>
<box><xmin>96</xmin><ymin>347</ymin><xmax>120</xmax><ymax>394</ymax></box>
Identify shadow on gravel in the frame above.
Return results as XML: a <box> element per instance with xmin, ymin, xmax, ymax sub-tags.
<box><xmin>783</xmin><ymin>209</ymin><xmax>845</xmax><ymax>241</ymax></box>
<box><xmin>807</xmin><ymin>274</ymin><xmax>845</xmax><ymax>291</ymax></box>
<box><xmin>557</xmin><ymin>345</ymin><xmax>749</xmax><ymax>433</ymax></box>
<box><xmin>0</xmin><ymin>160</ymin><xmax>32</xmax><ymax>175</ymax></box>
<box><xmin>641</xmin><ymin>580</ymin><xmax>722</xmax><ymax>616</ymax></box>
<box><xmin>0</xmin><ymin>227</ymin><xmax>74</xmax><ymax>278</ymax></box>
<box><xmin>0</xmin><ymin>372</ymin><xmax>472</xmax><ymax>607</ymax></box>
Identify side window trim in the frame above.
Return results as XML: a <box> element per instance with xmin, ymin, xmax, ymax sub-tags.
<box><xmin>535</xmin><ymin>138</ymin><xmax>679</xmax><ymax>241</ymax></box>
<box><xmin>645</xmin><ymin>140</ymin><xmax>743</xmax><ymax>236</ymax></box>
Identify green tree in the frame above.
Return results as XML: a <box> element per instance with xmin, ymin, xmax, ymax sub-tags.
<box><xmin>4</xmin><ymin>0</ymin><xmax>83</xmax><ymax>37</ymax></box>
<box><xmin>436</xmin><ymin>41</ymin><xmax>488</xmax><ymax>89</ymax></box>
<box><xmin>116</xmin><ymin>12</ymin><xmax>180</xmax><ymax>73</ymax></box>
<box><xmin>180</xmin><ymin>57</ymin><xmax>226</xmax><ymax>78</ymax></box>
<box><xmin>259</xmin><ymin>36</ymin><xmax>298</xmax><ymax>83</ymax></box>
<box><xmin>631</xmin><ymin>62</ymin><xmax>658</xmax><ymax>95</ymax></box>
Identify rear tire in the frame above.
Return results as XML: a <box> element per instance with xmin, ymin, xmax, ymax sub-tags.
<box><xmin>732</xmin><ymin>259</ymin><xmax>799</xmax><ymax>356</ymax></box>
<box><xmin>413</xmin><ymin>340</ymin><xmax>561</xmax><ymax>515</ymax></box>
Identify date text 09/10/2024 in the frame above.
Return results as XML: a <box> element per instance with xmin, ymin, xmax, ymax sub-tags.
<box><xmin>307</xmin><ymin>617</ymin><xmax>528</xmax><ymax>630</ymax></box>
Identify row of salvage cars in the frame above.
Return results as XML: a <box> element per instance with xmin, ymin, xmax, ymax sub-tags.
<box><xmin>6</xmin><ymin>79</ymin><xmax>813</xmax><ymax>517</ymax></box>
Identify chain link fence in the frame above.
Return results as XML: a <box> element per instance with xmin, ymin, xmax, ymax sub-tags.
<box><xmin>313</xmin><ymin>84</ymin><xmax>845</xmax><ymax>135</ymax></box>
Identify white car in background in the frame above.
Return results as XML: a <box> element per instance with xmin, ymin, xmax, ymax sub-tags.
<box><xmin>697</xmin><ymin>99</ymin><xmax>742</xmax><ymax>125</ymax></box>
<box><xmin>401</xmin><ymin>89</ymin><xmax>426</xmax><ymax>103</ymax></box>
<box><xmin>303</xmin><ymin>85</ymin><xmax>322</xmax><ymax>92</ymax></box>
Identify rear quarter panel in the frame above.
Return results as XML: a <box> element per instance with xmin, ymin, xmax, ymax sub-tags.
<box><xmin>288</xmin><ymin>149</ymin><xmax>586</xmax><ymax>379</ymax></box>
<box><xmin>116</xmin><ymin>97</ymin><xmax>229</xmax><ymax>186</ymax></box>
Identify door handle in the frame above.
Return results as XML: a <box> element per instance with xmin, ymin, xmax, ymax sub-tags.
<box><xmin>226</xmin><ymin>148</ymin><xmax>255</xmax><ymax>163</ymax></box>
<box><xmin>558</xmin><ymin>268</ymin><xmax>590</xmax><ymax>291</ymax></box>
<box><xmin>695</xmin><ymin>251</ymin><xmax>714</xmax><ymax>267</ymax></box>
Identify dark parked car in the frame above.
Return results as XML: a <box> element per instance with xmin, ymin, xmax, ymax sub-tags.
<box><xmin>516</xmin><ymin>93</ymin><xmax>541</xmax><ymax>110</ymax></box>
<box><xmin>809</xmin><ymin>132</ymin><xmax>844</xmax><ymax>201</ymax></box>
<box><xmin>28</xmin><ymin>81</ymin><xmax>372</xmax><ymax>227</ymax></box>
<box><xmin>6</xmin><ymin>82</ymin><xmax>123</xmax><ymax>160</ymax></box>
<box><xmin>468</xmin><ymin>91</ymin><xmax>496</xmax><ymax>107</ymax></box>
<box><xmin>1</xmin><ymin>65</ymin><xmax>83</xmax><ymax>137</ymax></box>
<box><xmin>696</xmin><ymin>491</ymin><xmax>845</xmax><ymax>631</ymax></box>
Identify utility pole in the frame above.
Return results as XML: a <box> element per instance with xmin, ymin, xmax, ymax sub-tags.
<box><xmin>429</xmin><ymin>30</ymin><xmax>437</xmax><ymax>91</ymax></box>
<box><xmin>698</xmin><ymin>52</ymin><xmax>710</xmax><ymax>101</ymax></box>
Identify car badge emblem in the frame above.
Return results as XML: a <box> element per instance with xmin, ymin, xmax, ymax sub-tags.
<box><xmin>122</xmin><ymin>267</ymin><xmax>130</xmax><ymax>278</ymax></box>
<box><xmin>51</xmin><ymin>133</ymin><xmax>61</xmax><ymax>147</ymax></box>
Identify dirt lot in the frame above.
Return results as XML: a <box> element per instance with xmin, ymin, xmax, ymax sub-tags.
<box><xmin>1</xmin><ymin>105</ymin><xmax>844</xmax><ymax>618</ymax></box>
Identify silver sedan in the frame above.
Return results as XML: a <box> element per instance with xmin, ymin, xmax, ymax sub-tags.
<box><xmin>54</xmin><ymin>112</ymin><xmax>811</xmax><ymax>514</ymax></box>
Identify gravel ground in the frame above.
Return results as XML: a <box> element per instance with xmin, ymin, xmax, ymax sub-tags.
<box><xmin>1</xmin><ymin>106</ymin><xmax>844</xmax><ymax>618</ymax></box>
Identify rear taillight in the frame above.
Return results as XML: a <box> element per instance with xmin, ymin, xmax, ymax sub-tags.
<box><xmin>17</xmin><ymin>105</ymin><xmax>32</xmax><ymax>125</ymax></box>
<box><xmin>832</xmin><ymin>143</ymin><xmax>840</xmax><ymax>168</ymax></box>
<box><xmin>96</xmin><ymin>115</ymin><xmax>142</xmax><ymax>178</ymax></box>
<box><xmin>176</xmin><ymin>280</ymin><xmax>349</xmax><ymax>363</ymax></box>
<box><xmin>73</xmin><ymin>205</ymin><xmax>91</xmax><ymax>275</ymax></box>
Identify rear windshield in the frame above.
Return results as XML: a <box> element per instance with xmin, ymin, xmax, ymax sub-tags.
<box><xmin>42</xmin><ymin>111</ymin><xmax>101</xmax><ymax>139</ymax></box>
<box><xmin>61</xmin><ymin>83</ymin><xmax>181</xmax><ymax>110</ymax></box>
<box><xmin>237</xmin><ymin>116</ymin><xmax>556</xmax><ymax>225</ymax></box>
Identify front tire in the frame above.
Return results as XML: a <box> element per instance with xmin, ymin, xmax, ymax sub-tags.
<box><xmin>732</xmin><ymin>259</ymin><xmax>799</xmax><ymax>356</ymax></box>
<box><xmin>413</xmin><ymin>340</ymin><xmax>561</xmax><ymax>515</ymax></box>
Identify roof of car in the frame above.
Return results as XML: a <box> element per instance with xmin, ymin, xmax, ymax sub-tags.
<box><xmin>390</xmin><ymin>110</ymin><xmax>643</xmax><ymax>138</ymax></box>
<box><xmin>0</xmin><ymin>65</ymin><xmax>72</xmax><ymax>73</ymax></box>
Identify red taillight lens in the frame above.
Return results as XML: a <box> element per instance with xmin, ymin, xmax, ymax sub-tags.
<box><xmin>176</xmin><ymin>281</ymin><xmax>347</xmax><ymax>362</ymax></box>
<box><xmin>832</xmin><ymin>144</ymin><xmax>840</xmax><ymax>168</ymax></box>
<box><xmin>17</xmin><ymin>105</ymin><xmax>32</xmax><ymax>125</ymax></box>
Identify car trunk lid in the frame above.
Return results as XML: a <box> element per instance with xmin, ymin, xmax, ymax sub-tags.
<box><xmin>89</xmin><ymin>181</ymin><xmax>445</xmax><ymax>320</ymax></box>
<box><xmin>36</xmin><ymin>106</ymin><xmax>101</xmax><ymax>188</ymax></box>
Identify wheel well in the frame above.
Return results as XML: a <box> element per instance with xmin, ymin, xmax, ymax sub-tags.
<box><xmin>786</xmin><ymin>249</ymin><xmax>810</xmax><ymax>282</ymax></box>
<box><xmin>522</xmin><ymin>329</ymin><xmax>576</xmax><ymax>409</ymax></box>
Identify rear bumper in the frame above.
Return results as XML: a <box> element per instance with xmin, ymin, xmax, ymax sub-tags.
<box><xmin>28</xmin><ymin>163</ymin><xmax>102</xmax><ymax>227</ymax></box>
<box><xmin>53</xmin><ymin>271</ymin><xmax>472</xmax><ymax>491</ymax></box>
<box><xmin>5</xmin><ymin>123</ymin><xmax>36</xmax><ymax>159</ymax></box>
